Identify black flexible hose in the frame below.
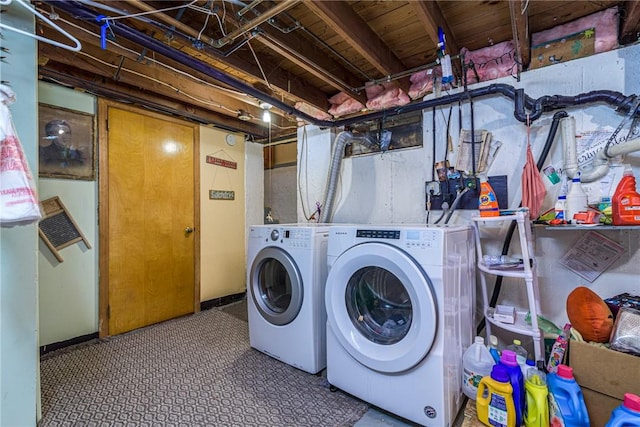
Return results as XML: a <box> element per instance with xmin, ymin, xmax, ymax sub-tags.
<box><xmin>476</xmin><ymin>110</ymin><xmax>569</xmax><ymax>336</ymax></box>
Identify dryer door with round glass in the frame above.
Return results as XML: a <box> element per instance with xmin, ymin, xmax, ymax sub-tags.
<box><xmin>250</xmin><ymin>246</ymin><xmax>303</xmax><ymax>326</ymax></box>
<box><xmin>325</xmin><ymin>242</ymin><xmax>438</xmax><ymax>373</ymax></box>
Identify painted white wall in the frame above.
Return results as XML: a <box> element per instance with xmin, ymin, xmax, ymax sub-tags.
<box><xmin>264</xmin><ymin>165</ymin><xmax>297</xmax><ymax>224</ymax></box>
<box><xmin>38</xmin><ymin>82</ymin><xmax>98</xmax><ymax>347</ymax></box>
<box><xmin>299</xmin><ymin>44</ymin><xmax>640</xmax><ymax>350</ymax></box>
<box><xmin>296</xmin><ymin>125</ymin><xmax>336</xmax><ymax>223</ymax></box>
<box><xmin>199</xmin><ymin>127</ymin><xmax>247</xmax><ymax>300</ymax></box>
<box><xmin>0</xmin><ymin>4</ymin><xmax>39</xmax><ymax>425</ymax></box>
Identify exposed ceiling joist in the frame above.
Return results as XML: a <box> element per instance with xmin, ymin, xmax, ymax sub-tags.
<box><xmin>410</xmin><ymin>1</ymin><xmax>458</xmax><ymax>55</ymax></box>
<box><xmin>509</xmin><ymin>0</ymin><xmax>531</xmax><ymax>73</ymax></box>
<box><xmin>119</xmin><ymin>0</ymin><xmax>329</xmax><ymax>110</ymax></box>
<box><xmin>620</xmin><ymin>1</ymin><xmax>640</xmax><ymax>44</ymax></box>
<box><xmin>256</xmin><ymin>29</ymin><xmax>368</xmax><ymax>104</ymax></box>
<box><xmin>303</xmin><ymin>0</ymin><xmax>410</xmax><ymax>93</ymax></box>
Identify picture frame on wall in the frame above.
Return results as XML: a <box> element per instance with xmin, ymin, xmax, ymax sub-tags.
<box><xmin>38</xmin><ymin>103</ymin><xmax>96</xmax><ymax>180</ymax></box>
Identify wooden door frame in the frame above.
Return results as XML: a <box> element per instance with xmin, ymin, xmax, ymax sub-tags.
<box><xmin>97</xmin><ymin>99</ymin><xmax>201</xmax><ymax>338</ymax></box>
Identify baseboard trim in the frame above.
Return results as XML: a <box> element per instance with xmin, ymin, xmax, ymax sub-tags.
<box><xmin>40</xmin><ymin>332</ymin><xmax>99</xmax><ymax>356</ymax></box>
<box><xmin>200</xmin><ymin>292</ymin><xmax>246</xmax><ymax>311</ymax></box>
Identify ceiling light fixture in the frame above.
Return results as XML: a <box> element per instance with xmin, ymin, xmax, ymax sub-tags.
<box><xmin>262</xmin><ymin>110</ymin><xmax>271</xmax><ymax>123</ymax></box>
<box><xmin>237</xmin><ymin>110</ymin><xmax>252</xmax><ymax>121</ymax></box>
<box><xmin>258</xmin><ymin>101</ymin><xmax>273</xmax><ymax>110</ymax></box>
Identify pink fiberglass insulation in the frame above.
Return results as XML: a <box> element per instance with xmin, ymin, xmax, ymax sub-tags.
<box><xmin>408</xmin><ymin>69</ymin><xmax>438</xmax><ymax>100</ymax></box>
<box><xmin>364</xmin><ymin>82</ymin><xmax>410</xmax><ymax>111</ymax></box>
<box><xmin>531</xmin><ymin>7</ymin><xmax>618</xmax><ymax>53</ymax></box>
<box><xmin>327</xmin><ymin>93</ymin><xmax>365</xmax><ymax>118</ymax></box>
<box><xmin>294</xmin><ymin>101</ymin><xmax>332</xmax><ymax>123</ymax></box>
<box><xmin>461</xmin><ymin>40</ymin><xmax>517</xmax><ymax>84</ymax></box>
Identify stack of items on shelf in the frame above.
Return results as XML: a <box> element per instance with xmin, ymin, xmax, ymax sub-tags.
<box><xmin>565</xmin><ymin>287</ymin><xmax>640</xmax><ymax>425</ymax></box>
<box><xmin>462</xmin><ymin>332</ymin><xmax>640</xmax><ymax>426</ymax></box>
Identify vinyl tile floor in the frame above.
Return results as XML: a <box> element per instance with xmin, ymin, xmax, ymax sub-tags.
<box><xmin>219</xmin><ymin>299</ymin><xmax>468</xmax><ymax>427</ymax></box>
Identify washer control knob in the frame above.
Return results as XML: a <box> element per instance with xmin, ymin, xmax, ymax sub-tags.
<box><xmin>270</xmin><ymin>229</ymin><xmax>279</xmax><ymax>241</ymax></box>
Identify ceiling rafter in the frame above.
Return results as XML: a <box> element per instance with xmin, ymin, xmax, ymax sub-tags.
<box><xmin>38</xmin><ymin>27</ymin><xmax>275</xmax><ymax>121</ymax></box>
<box><xmin>117</xmin><ymin>0</ymin><xmax>329</xmax><ymax>110</ymax></box>
<box><xmin>509</xmin><ymin>0</ymin><xmax>531</xmax><ymax>73</ymax></box>
<box><xmin>409</xmin><ymin>1</ymin><xmax>463</xmax><ymax>81</ymax></box>
<box><xmin>303</xmin><ymin>0</ymin><xmax>410</xmax><ymax>93</ymax></box>
<box><xmin>620</xmin><ymin>1</ymin><xmax>640</xmax><ymax>44</ymax></box>
<box><xmin>255</xmin><ymin>29</ymin><xmax>367</xmax><ymax>104</ymax></box>
<box><xmin>410</xmin><ymin>1</ymin><xmax>458</xmax><ymax>55</ymax></box>
<box><xmin>38</xmin><ymin>66</ymin><xmax>269</xmax><ymax>137</ymax></box>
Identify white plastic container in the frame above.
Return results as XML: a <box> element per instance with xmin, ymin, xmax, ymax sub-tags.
<box><xmin>506</xmin><ymin>339</ymin><xmax>528</xmax><ymax>376</ymax></box>
<box><xmin>565</xmin><ymin>174</ymin><xmax>589</xmax><ymax>222</ymax></box>
<box><xmin>462</xmin><ymin>336</ymin><xmax>495</xmax><ymax>400</ymax></box>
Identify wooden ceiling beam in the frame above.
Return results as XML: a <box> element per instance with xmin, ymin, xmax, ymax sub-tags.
<box><xmin>410</xmin><ymin>1</ymin><xmax>459</xmax><ymax>55</ymax></box>
<box><xmin>256</xmin><ymin>29</ymin><xmax>368</xmax><ymax>104</ymax></box>
<box><xmin>37</xmin><ymin>38</ymin><xmax>274</xmax><ymax>123</ymax></box>
<box><xmin>38</xmin><ymin>41</ymin><xmax>294</xmax><ymax>131</ymax></box>
<box><xmin>38</xmin><ymin>66</ymin><xmax>271</xmax><ymax>137</ymax></box>
<box><xmin>620</xmin><ymin>1</ymin><xmax>640</xmax><ymax>44</ymax></box>
<box><xmin>303</xmin><ymin>0</ymin><xmax>410</xmax><ymax>92</ymax></box>
<box><xmin>509</xmin><ymin>0</ymin><xmax>531</xmax><ymax>73</ymax></box>
<box><xmin>115</xmin><ymin>0</ymin><xmax>329</xmax><ymax>111</ymax></box>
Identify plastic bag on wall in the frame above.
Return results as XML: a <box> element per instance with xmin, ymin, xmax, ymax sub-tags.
<box><xmin>0</xmin><ymin>85</ymin><xmax>42</xmax><ymax>227</ymax></box>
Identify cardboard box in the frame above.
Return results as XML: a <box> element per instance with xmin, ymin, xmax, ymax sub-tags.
<box><xmin>568</xmin><ymin>339</ymin><xmax>640</xmax><ymax>426</ymax></box>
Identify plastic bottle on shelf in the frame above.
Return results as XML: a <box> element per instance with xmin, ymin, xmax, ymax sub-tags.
<box><xmin>478</xmin><ymin>175</ymin><xmax>500</xmax><ymax>217</ymax></box>
<box><xmin>462</xmin><ymin>336</ymin><xmax>496</xmax><ymax>400</ymax></box>
<box><xmin>499</xmin><ymin>349</ymin><xmax>525</xmax><ymax>427</ymax></box>
<box><xmin>612</xmin><ymin>167</ymin><xmax>640</xmax><ymax>226</ymax></box>
<box><xmin>476</xmin><ymin>364</ymin><xmax>517</xmax><ymax>427</ymax></box>
<box><xmin>547</xmin><ymin>364</ymin><xmax>590</xmax><ymax>427</ymax></box>
<box><xmin>482</xmin><ymin>254</ymin><xmax>522</xmax><ymax>266</ymax></box>
<box><xmin>488</xmin><ymin>334</ymin><xmax>501</xmax><ymax>363</ymax></box>
<box><xmin>555</xmin><ymin>195</ymin><xmax>567</xmax><ymax>221</ymax></box>
<box><xmin>565</xmin><ymin>173</ymin><xmax>589</xmax><ymax>223</ymax></box>
<box><xmin>605</xmin><ymin>393</ymin><xmax>640</xmax><ymax>426</ymax></box>
<box><xmin>506</xmin><ymin>339</ymin><xmax>528</xmax><ymax>373</ymax></box>
<box><xmin>524</xmin><ymin>362</ymin><xmax>549</xmax><ymax>427</ymax></box>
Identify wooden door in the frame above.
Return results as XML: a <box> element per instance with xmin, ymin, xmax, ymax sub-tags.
<box><xmin>99</xmin><ymin>100</ymin><xmax>199</xmax><ymax>337</ymax></box>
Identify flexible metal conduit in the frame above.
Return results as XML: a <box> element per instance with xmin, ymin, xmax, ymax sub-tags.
<box><xmin>52</xmin><ymin>1</ymin><xmax>640</xmax><ymax>128</ymax></box>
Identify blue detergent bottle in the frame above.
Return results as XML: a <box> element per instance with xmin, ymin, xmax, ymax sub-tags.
<box><xmin>547</xmin><ymin>364</ymin><xmax>590</xmax><ymax>427</ymax></box>
<box><xmin>499</xmin><ymin>349</ymin><xmax>525</xmax><ymax>427</ymax></box>
<box><xmin>606</xmin><ymin>393</ymin><xmax>640</xmax><ymax>426</ymax></box>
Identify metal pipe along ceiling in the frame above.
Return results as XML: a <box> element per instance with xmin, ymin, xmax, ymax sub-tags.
<box><xmin>48</xmin><ymin>1</ymin><xmax>640</xmax><ymax>130</ymax></box>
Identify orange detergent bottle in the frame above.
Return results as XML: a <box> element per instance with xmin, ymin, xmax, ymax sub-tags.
<box><xmin>479</xmin><ymin>176</ymin><xmax>500</xmax><ymax>217</ymax></box>
<box><xmin>612</xmin><ymin>168</ymin><xmax>640</xmax><ymax>226</ymax></box>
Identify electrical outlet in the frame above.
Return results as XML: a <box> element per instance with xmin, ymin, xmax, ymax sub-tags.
<box><xmin>426</xmin><ymin>175</ymin><xmax>508</xmax><ymax>210</ymax></box>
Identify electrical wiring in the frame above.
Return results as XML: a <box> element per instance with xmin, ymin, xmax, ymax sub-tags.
<box><xmin>70</xmin><ymin>50</ymin><xmax>239</xmax><ymax>113</ymax></box>
<box><xmin>105</xmin><ymin>1</ymin><xmax>199</xmax><ymax>21</ymax></box>
<box><xmin>38</xmin><ymin>10</ymin><xmax>248</xmax><ymax>98</ymax></box>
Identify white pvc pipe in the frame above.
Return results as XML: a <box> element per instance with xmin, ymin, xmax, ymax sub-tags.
<box><xmin>561</xmin><ymin>116</ymin><xmax>640</xmax><ymax>182</ymax></box>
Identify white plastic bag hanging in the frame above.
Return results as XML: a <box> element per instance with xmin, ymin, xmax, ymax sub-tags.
<box><xmin>0</xmin><ymin>84</ymin><xmax>42</xmax><ymax>227</ymax></box>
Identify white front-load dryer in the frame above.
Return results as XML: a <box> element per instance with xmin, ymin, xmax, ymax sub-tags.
<box><xmin>247</xmin><ymin>224</ymin><xmax>329</xmax><ymax>374</ymax></box>
<box><xmin>325</xmin><ymin>225</ymin><xmax>475</xmax><ymax>426</ymax></box>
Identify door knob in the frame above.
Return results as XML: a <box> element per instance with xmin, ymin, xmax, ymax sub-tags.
<box><xmin>185</xmin><ymin>227</ymin><xmax>194</xmax><ymax>234</ymax></box>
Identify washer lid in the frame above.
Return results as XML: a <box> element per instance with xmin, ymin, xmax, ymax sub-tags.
<box><xmin>325</xmin><ymin>242</ymin><xmax>438</xmax><ymax>373</ymax></box>
<box><xmin>250</xmin><ymin>246</ymin><xmax>303</xmax><ymax>326</ymax></box>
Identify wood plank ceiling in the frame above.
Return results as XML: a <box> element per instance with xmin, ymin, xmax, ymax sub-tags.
<box><xmin>33</xmin><ymin>0</ymin><xmax>640</xmax><ymax>141</ymax></box>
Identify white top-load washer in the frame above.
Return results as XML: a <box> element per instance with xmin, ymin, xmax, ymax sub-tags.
<box><xmin>247</xmin><ymin>224</ymin><xmax>329</xmax><ymax>374</ymax></box>
<box><xmin>325</xmin><ymin>224</ymin><xmax>475</xmax><ymax>426</ymax></box>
